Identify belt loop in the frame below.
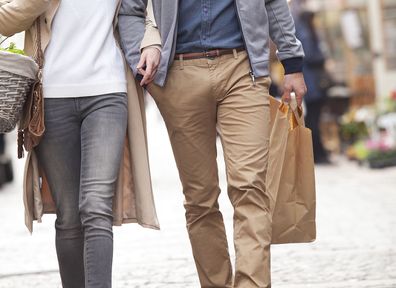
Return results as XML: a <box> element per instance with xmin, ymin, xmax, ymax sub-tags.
<box><xmin>179</xmin><ymin>54</ymin><xmax>184</xmax><ymax>70</ymax></box>
<box><xmin>233</xmin><ymin>49</ymin><xmax>238</xmax><ymax>59</ymax></box>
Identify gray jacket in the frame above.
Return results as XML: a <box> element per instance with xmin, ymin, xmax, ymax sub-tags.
<box><xmin>118</xmin><ymin>0</ymin><xmax>304</xmax><ymax>87</ymax></box>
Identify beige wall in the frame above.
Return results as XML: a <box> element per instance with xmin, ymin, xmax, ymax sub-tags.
<box><xmin>368</xmin><ymin>0</ymin><xmax>396</xmax><ymax>103</ymax></box>
<box><xmin>306</xmin><ymin>0</ymin><xmax>396</xmax><ymax>104</ymax></box>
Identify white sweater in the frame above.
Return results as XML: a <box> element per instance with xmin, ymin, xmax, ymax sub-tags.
<box><xmin>42</xmin><ymin>0</ymin><xmax>127</xmax><ymax>98</ymax></box>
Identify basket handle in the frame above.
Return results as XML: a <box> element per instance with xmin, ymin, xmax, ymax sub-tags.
<box><xmin>0</xmin><ymin>37</ymin><xmax>9</xmax><ymax>46</ymax></box>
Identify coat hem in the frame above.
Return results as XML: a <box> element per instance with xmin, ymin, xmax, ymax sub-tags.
<box><xmin>113</xmin><ymin>218</ymin><xmax>160</xmax><ymax>230</ymax></box>
<box><xmin>27</xmin><ymin>215</ymin><xmax>160</xmax><ymax>233</ymax></box>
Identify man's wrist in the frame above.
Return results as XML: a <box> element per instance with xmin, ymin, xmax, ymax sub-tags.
<box><xmin>281</xmin><ymin>57</ymin><xmax>303</xmax><ymax>75</ymax></box>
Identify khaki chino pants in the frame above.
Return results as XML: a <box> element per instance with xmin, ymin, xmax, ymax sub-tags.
<box><xmin>148</xmin><ymin>51</ymin><xmax>272</xmax><ymax>288</ymax></box>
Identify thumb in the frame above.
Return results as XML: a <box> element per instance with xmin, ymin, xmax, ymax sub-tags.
<box><xmin>282</xmin><ymin>85</ymin><xmax>293</xmax><ymax>103</ymax></box>
<box><xmin>137</xmin><ymin>53</ymin><xmax>146</xmax><ymax>70</ymax></box>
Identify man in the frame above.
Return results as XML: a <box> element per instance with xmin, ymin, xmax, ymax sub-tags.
<box><xmin>119</xmin><ymin>0</ymin><xmax>307</xmax><ymax>287</ymax></box>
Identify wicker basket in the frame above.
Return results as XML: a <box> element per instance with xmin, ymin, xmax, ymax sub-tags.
<box><xmin>0</xmin><ymin>50</ymin><xmax>38</xmax><ymax>133</ymax></box>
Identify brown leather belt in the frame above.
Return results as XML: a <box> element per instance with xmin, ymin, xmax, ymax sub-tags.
<box><xmin>175</xmin><ymin>48</ymin><xmax>245</xmax><ymax>60</ymax></box>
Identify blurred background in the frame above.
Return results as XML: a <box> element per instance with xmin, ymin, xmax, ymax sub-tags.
<box><xmin>0</xmin><ymin>0</ymin><xmax>395</xmax><ymax>287</ymax></box>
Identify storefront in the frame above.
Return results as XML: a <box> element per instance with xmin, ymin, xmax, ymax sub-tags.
<box><xmin>287</xmin><ymin>0</ymin><xmax>396</xmax><ymax>167</ymax></box>
<box><xmin>369</xmin><ymin>0</ymin><xmax>396</xmax><ymax>106</ymax></box>
<box><xmin>303</xmin><ymin>0</ymin><xmax>396</xmax><ymax>105</ymax></box>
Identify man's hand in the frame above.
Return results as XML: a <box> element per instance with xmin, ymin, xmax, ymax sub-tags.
<box><xmin>137</xmin><ymin>46</ymin><xmax>161</xmax><ymax>86</ymax></box>
<box><xmin>281</xmin><ymin>72</ymin><xmax>307</xmax><ymax>107</ymax></box>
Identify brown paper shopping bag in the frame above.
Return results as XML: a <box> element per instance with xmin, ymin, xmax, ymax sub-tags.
<box><xmin>267</xmin><ymin>97</ymin><xmax>316</xmax><ymax>244</ymax></box>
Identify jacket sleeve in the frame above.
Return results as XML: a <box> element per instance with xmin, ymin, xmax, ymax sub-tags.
<box><xmin>0</xmin><ymin>0</ymin><xmax>50</xmax><ymax>37</ymax></box>
<box><xmin>265</xmin><ymin>0</ymin><xmax>304</xmax><ymax>74</ymax></box>
<box><xmin>118</xmin><ymin>0</ymin><xmax>161</xmax><ymax>76</ymax></box>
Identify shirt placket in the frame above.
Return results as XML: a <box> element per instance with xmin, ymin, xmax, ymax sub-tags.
<box><xmin>201</xmin><ymin>0</ymin><xmax>211</xmax><ymax>50</ymax></box>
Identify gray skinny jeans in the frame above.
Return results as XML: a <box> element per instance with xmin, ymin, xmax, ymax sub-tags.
<box><xmin>36</xmin><ymin>93</ymin><xmax>128</xmax><ymax>288</ymax></box>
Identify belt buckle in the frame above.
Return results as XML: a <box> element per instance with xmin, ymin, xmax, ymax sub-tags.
<box><xmin>205</xmin><ymin>50</ymin><xmax>216</xmax><ymax>60</ymax></box>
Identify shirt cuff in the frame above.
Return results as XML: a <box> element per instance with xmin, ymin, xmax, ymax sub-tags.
<box><xmin>281</xmin><ymin>57</ymin><xmax>304</xmax><ymax>74</ymax></box>
<box><xmin>142</xmin><ymin>44</ymin><xmax>161</xmax><ymax>53</ymax></box>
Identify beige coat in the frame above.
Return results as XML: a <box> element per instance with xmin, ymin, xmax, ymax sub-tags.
<box><xmin>0</xmin><ymin>0</ymin><xmax>161</xmax><ymax>232</ymax></box>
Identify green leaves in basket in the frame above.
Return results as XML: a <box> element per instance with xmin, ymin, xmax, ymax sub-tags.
<box><xmin>0</xmin><ymin>42</ymin><xmax>25</xmax><ymax>55</ymax></box>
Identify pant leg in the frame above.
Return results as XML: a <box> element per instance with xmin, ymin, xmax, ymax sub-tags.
<box><xmin>35</xmin><ymin>98</ymin><xmax>85</xmax><ymax>288</ymax></box>
<box><xmin>148</xmin><ymin>61</ymin><xmax>233</xmax><ymax>288</ymax></box>
<box><xmin>0</xmin><ymin>134</ymin><xmax>5</xmax><ymax>155</ymax></box>
<box><xmin>78</xmin><ymin>93</ymin><xmax>128</xmax><ymax>288</ymax></box>
<box><xmin>305</xmin><ymin>100</ymin><xmax>327</xmax><ymax>162</ymax></box>
<box><xmin>216</xmin><ymin>53</ymin><xmax>272</xmax><ymax>288</ymax></box>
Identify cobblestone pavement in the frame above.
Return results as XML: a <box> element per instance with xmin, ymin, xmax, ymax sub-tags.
<box><xmin>0</xmin><ymin>98</ymin><xmax>395</xmax><ymax>288</ymax></box>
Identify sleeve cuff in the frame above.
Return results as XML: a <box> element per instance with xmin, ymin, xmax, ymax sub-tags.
<box><xmin>281</xmin><ymin>57</ymin><xmax>304</xmax><ymax>74</ymax></box>
<box><xmin>139</xmin><ymin>25</ymin><xmax>162</xmax><ymax>52</ymax></box>
<box><xmin>141</xmin><ymin>44</ymin><xmax>162</xmax><ymax>53</ymax></box>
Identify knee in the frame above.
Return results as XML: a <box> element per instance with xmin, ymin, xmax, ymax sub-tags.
<box><xmin>55</xmin><ymin>212</ymin><xmax>82</xmax><ymax>239</ymax></box>
<box><xmin>79</xmin><ymin>196</ymin><xmax>113</xmax><ymax>232</ymax></box>
<box><xmin>227</xmin><ymin>171</ymin><xmax>271</xmax><ymax>211</ymax></box>
<box><xmin>228</xmin><ymin>171</ymin><xmax>265</xmax><ymax>195</ymax></box>
<box><xmin>55</xmin><ymin>209</ymin><xmax>81</xmax><ymax>231</ymax></box>
<box><xmin>184</xmin><ymin>200</ymin><xmax>222</xmax><ymax>227</ymax></box>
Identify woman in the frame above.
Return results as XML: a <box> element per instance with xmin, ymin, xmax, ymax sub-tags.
<box><xmin>0</xmin><ymin>0</ymin><xmax>161</xmax><ymax>287</ymax></box>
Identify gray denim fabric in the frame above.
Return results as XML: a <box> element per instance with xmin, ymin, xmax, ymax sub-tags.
<box><xmin>36</xmin><ymin>93</ymin><xmax>128</xmax><ymax>288</ymax></box>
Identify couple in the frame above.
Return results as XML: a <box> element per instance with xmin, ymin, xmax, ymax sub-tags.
<box><xmin>0</xmin><ymin>0</ymin><xmax>306</xmax><ymax>287</ymax></box>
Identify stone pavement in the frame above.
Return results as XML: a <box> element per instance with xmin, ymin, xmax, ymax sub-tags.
<box><xmin>0</xmin><ymin>98</ymin><xmax>395</xmax><ymax>288</ymax></box>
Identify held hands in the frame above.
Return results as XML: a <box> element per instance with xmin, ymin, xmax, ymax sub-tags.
<box><xmin>281</xmin><ymin>72</ymin><xmax>307</xmax><ymax>107</ymax></box>
<box><xmin>137</xmin><ymin>46</ymin><xmax>161</xmax><ymax>86</ymax></box>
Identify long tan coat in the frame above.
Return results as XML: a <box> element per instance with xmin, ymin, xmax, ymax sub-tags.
<box><xmin>0</xmin><ymin>0</ymin><xmax>161</xmax><ymax>232</ymax></box>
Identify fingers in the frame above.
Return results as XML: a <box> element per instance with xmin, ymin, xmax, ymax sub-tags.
<box><xmin>141</xmin><ymin>57</ymin><xmax>158</xmax><ymax>86</ymax></box>
<box><xmin>141</xmin><ymin>62</ymin><xmax>154</xmax><ymax>86</ymax></box>
<box><xmin>137</xmin><ymin>54</ymin><xmax>147</xmax><ymax>86</ymax></box>
<box><xmin>281</xmin><ymin>84</ymin><xmax>292</xmax><ymax>103</ymax></box>
<box><xmin>137</xmin><ymin>54</ymin><xmax>146</xmax><ymax>72</ymax></box>
<box><xmin>294</xmin><ymin>86</ymin><xmax>307</xmax><ymax>107</ymax></box>
<box><xmin>283</xmin><ymin>87</ymin><xmax>306</xmax><ymax>107</ymax></box>
<box><xmin>137</xmin><ymin>48</ymin><xmax>161</xmax><ymax>86</ymax></box>
<box><xmin>282</xmin><ymin>73</ymin><xmax>307</xmax><ymax>107</ymax></box>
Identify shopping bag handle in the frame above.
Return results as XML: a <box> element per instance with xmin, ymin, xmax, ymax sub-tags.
<box><xmin>281</xmin><ymin>93</ymin><xmax>305</xmax><ymax>127</ymax></box>
<box><xmin>290</xmin><ymin>105</ymin><xmax>305</xmax><ymax>127</ymax></box>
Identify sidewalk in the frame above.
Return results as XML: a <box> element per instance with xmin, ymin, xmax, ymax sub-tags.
<box><xmin>0</xmin><ymin>97</ymin><xmax>395</xmax><ymax>288</ymax></box>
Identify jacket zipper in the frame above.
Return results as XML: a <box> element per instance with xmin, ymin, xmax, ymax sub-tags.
<box><xmin>234</xmin><ymin>0</ymin><xmax>256</xmax><ymax>86</ymax></box>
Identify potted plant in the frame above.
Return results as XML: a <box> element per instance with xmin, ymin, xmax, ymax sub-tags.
<box><xmin>0</xmin><ymin>42</ymin><xmax>25</xmax><ymax>55</ymax></box>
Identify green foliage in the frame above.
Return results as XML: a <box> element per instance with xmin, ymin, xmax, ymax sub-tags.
<box><xmin>366</xmin><ymin>149</ymin><xmax>396</xmax><ymax>168</ymax></box>
<box><xmin>367</xmin><ymin>149</ymin><xmax>396</xmax><ymax>161</ymax></box>
<box><xmin>384</xmin><ymin>97</ymin><xmax>396</xmax><ymax>113</ymax></box>
<box><xmin>0</xmin><ymin>42</ymin><xmax>25</xmax><ymax>55</ymax></box>
<box><xmin>352</xmin><ymin>141</ymin><xmax>370</xmax><ymax>160</ymax></box>
<box><xmin>340</xmin><ymin>121</ymin><xmax>368</xmax><ymax>143</ymax></box>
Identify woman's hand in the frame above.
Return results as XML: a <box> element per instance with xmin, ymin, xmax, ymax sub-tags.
<box><xmin>136</xmin><ymin>46</ymin><xmax>161</xmax><ymax>87</ymax></box>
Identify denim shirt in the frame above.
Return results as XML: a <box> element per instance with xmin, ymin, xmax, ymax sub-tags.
<box><xmin>176</xmin><ymin>0</ymin><xmax>244</xmax><ymax>53</ymax></box>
